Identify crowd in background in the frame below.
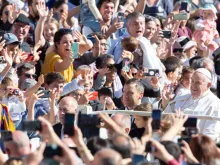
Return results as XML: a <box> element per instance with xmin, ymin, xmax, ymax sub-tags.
<box><xmin>0</xmin><ymin>0</ymin><xmax>219</xmax><ymax>164</ymax></box>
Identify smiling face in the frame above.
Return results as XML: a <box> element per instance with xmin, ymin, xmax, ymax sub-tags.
<box><xmin>44</xmin><ymin>22</ymin><xmax>58</xmax><ymax>42</ymax></box>
<box><xmin>56</xmin><ymin>34</ymin><xmax>73</xmax><ymax>57</ymax></box>
<box><xmin>12</xmin><ymin>22</ymin><xmax>30</xmax><ymax>41</ymax></box>
<box><xmin>190</xmin><ymin>72</ymin><xmax>212</xmax><ymax>98</ymax></box>
<box><xmin>99</xmin><ymin>2</ymin><xmax>114</xmax><ymax>22</ymax></box>
<box><xmin>144</xmin><ymin>21</ymin><xmax>157</xmax><ymax>40</ymax></box>
<box><xmin>127</xmin><ymin>16</ymin><xmax>145</xmax><ymax>38</ymax></box>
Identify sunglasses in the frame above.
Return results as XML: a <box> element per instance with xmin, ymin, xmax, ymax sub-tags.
<box><xmin>107</xmin><ymin>64</ymin><xmax>116</xmax><ymax>70</ymax></box>
<box><xmin>4</xmin><ymin>11</ymin><xmax>9</xmax><ymax>16</ymax></box>
<box><xmin>24</xmin><ymin>73</ymin><xmax>37</xmax><ymax>79</ymax></box>
<box><xmin>173</xmin><ymin>48</ymin><xmax>184</xmax><ymax>53</ymax></box>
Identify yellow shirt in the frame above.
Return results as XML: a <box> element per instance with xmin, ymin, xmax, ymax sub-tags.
<box><xmin>42</xmin><ymin>52</ymin><xmax>74</xmax><ymax>83</ymax></box>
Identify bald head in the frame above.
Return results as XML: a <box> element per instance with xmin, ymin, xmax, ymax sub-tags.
<box><xmin>59</xmin><ymin>96</ymin><xmax>78</xmax><ymax>125</ymax></box>
<box><xmin>92</xmin><ymin>148</ymin><xmax>122</xmax><ymax>165</ymax></box>
<box><xmin>4</xmin><ymin>131</ymin><xmax>31</xmax><ymax>157</ymax></box>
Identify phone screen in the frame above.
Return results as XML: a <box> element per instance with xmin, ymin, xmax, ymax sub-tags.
<box><xmin>122</xmin><ymin>58</ymin><xmax>130</xmax><ymax>72</ymax></box>
<box><xmin>72</xmin><ymin>42</ymin><xmax>79</xmax><ymax>59</ymax></box>
<box><xmin>132</xmin><ymin>154</ymin><xmax>145</xmax><ymax>165</ymax></box>
<box><xmin>144</xmin><ymin>69</ymin><xmax>159</xmax><ymax>77</ymax></box>
<box><xmin>173</xmin><ymin>13</ymin><xmax>188</xmax><ymax>20</ymax></box>
<box><xmin>180</xmin><ymin>2</ymin><xmax>188</xmax><ymax>12</ymax></box>
<box><xmin>21</xmin><ymin>120</ymin><xmax>42</xmax><ymax>131</ymax></box>
<box><xmin>117</xmin><ymin>12</ymin><xmax>125</xmax><ymax>22</ymax></box>
<box><xmin>184</xmin><ymin>118</ymin><xmax>197</xmax><ymax>128</ymax></box>
<box><xmin>64</xmin><ymin>113</ymin><xmax>75</xmax><ymax>136</ymax></box>
<box><xmin>162</xmin><ymin>30</ymin><xmax>171</xmax><ymax>39</ymax></box>
<box><xmin>151</xmin><ymin>110</ymin><xmax>161</xmax><ymax>130</ymax></box>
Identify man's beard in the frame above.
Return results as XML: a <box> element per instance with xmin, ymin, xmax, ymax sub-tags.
<box><xmin>32</xmin><ymin>9</ymin><xmax>40</xmax><ymax>20</ymax></box>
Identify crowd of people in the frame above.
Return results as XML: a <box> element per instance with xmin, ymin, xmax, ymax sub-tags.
<box><xmin>0</xmin><ymin>0</ymin><xmax>219</xmax><ymax>164</ymax></box>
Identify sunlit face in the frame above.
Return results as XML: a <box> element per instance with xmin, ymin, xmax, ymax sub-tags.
<box><xmin>55</xmin><ymin>3</ymin><xmax>68</xmax><ymax>18</ymax></box>
<box><xmin>6</xmin><ymin>44</ymin><xmax>20</xmax><ymax>57</ymax></box>
<box><xmin>12</xmin><ymin>22</ymin><xmax>30</xmax><ymax>41</ymax></box>
<box><xmin>47</xmin><ymin>81</ymin><xmax>64</xmax><ymax>98</ymax></box>
<box><xmin>44</xmin><ymin>22</ymin><xmax>58</xmax><ymax>42</ymax></box>
<box><xmin>100</xmin><ymin>39</ymin><xmax>108</xmax><ymax>54</ymax></box>
<box><xmin>122</xmin><ymin>84</ymin><xmax>143</xmax><ymax>108</ymax></box>
<box><xmin>127</xmin><ymin>17</ymin><xmax>145</xmax><ymax>38</ymax></box>
<box><xmin>190</xmin><ymin>72</ymin><xmax>211</xmax><ymax>98</ymax></box>
<box><xmin>168</xmin><ymin>66</ymin><xmax>183</xmax><ymax>83</ymax></box>
<box><xmin>30</xmin><ymin>0</ymin><xmax>46</xmax><ymax>19</ymax></box>
<box><xmin>181</xmin><ymin>72</ymin><xmax>193</xmax><ymax>89</ymax></box>
<box><xmin>99</xmin><ymin>2</ymin><xmax>114</xmax><ymax>22</ymax></box>
<box><xmin>56</xmin><ymin>34</ymin><xmax>73</xmax><ymax>57</ymax></box>
<box><xmin>133</xmin><ymin>115</ymin><xmax>145</xmax><ymax>128</ymax></box>
<box><xmin>144</xmin><ymin>21</ymin><xmax>157</xmax><ymax>40</ymax></box>
<box><xmin>184</xmin><ymin>46</ymin><xmax>197</xmax><ymax>58</ymax></box>
<box><xmin>203</xmin><ymin>10</ymin><xmax>215</xmax><ymax>20</ymax></box>
<box><xmin>70</xmin><ymin>89</ymin><xmax>85</xmax><ymax>102</ymax></box>
<box><xmin>2</xmin><ymin>5</ymin><xmax>12</xmax><ymax>24</ymax></box>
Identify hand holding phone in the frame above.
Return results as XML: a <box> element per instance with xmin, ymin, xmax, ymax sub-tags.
<box><xmin>162</xmin><ymin>30</ymin><xmax>171</xmax><ymax>39</ymax></box>
<box><xmin>122</xmin><ymin>58</ymin><xmax>130</xmax><ymax>72</ymax></box>
<box><xmin>20</xmin><ymin>120</ymin><xmax>42</xmax><ymax>132</ymax></box>
<box><xmin>39</xmin><ymin>90</ymin><xmax>50</xmax><ymax>98</ymax></box>
<box><xmin>43</xmin><ymin>144</ymin><xmax>62</xmax><ymax>158</ymax></box>
<box><xmin>144</xmin><ymin>69</ymin><xmax>159</xmax><ymax>77</ymax></box>
<box><xmin>88</xmin><ymin>91</ymin><xmax>98</xmax><ymax>101</ymax></box>
<box><xmin>117</xmin><ymin>12</ymin><xmax>125</xmax><ymax>22</ymax></box>
<box><xmin>173</xmin><ymin>13</ymin><xmax>188</xmax><ymax>20</ymax></box>
<box><xmin>179</xmin><ymin>2</ymin><xmax>188</xmax><ymax>12</ymax></box>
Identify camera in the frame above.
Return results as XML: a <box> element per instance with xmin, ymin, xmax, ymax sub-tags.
<box><xmin>12</xmin><ymin>89</ymin><xmax>19</xmax><ymax>96</ymax></box>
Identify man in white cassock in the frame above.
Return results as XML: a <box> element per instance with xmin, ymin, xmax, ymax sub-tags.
<box><xmin>163</xmin><ymin>68</ymin><xmax>220</xmax><ymax>142</ymax></box>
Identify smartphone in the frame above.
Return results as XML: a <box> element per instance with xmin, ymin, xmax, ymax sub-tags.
<box><xmin>180</xmin><ymin>2</ymin><xmax>188</xmax><ymax>12</ymax></box>
<box><xmin>20</xmin><ymin>120</ymin><xmax>42</xmax><ymax>131</ymax></box>
<box><xmin>39</xmin><ymin>90</ymin><xmax>50</xmax><ymax>99</ymax></box>
<box><xmin>43</xmin><ymin>144</ymin><xmax>62</xmax><ymax>158</ymax></box>
<box><xmin>87</xmin><ymin>36</ymin><xmax>96</xmax><ymax>45</ymax></box>
<box><xmin>162</xmin><ymin>30</ymin><xmax>171</xmax><ymax>39</ymax></box>
<box><xmin>0</xmin><ymin>131</ymin><xmax>12</xmax><ymax>141</ymax></box>
<box><xmin>173</xmin><ymin>13</ymin><xmax>188</xmax><ymax>20</ymax></box>
<box><xmin>64</xmin><ymin>113</ymin><xmax>75</xmax><ymax>136</ymax></box>
<box><xmin>132</xmin><ymin>154</ymin><xmax>145</xmax><ymax>165</ymax></box>
<box><xmin>78</xmin><ymin>113</ymin><xmax>100</xmax><ymax>128</ymax></box>
<box><xmin>72</xmin><ymin>42</ymin><xmax>79</xmax><ymax>59</ymax></box>
<box><xmin>184</xmin><ymin>118</ymin><xmax>197</xmax><ymax>128</ymax></box>
<box><xmin>117</xmin><ymin>12</ymin><xmax>125</xmax><ymax>22</ymax></box>
<box><xmin>144</xmin><ymin>69</ymin><xmax>159</xmax><ymax>77</ymax></box>
<box><xmin>151</xmin><ymin>109</ymin><xmax>161</xmax><ymax>131</ymax></box>
<box><xmin>89</xmin><ymin>91</ymin><xmax>98</xmax><ymax>101</ymax></box>
<box><xmin>122</xmin><ymin>58</ymin><xmax>130</xmax><ymax>72</ymax></box>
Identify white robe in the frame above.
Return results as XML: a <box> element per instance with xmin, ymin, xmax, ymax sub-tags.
<box><xmin>164</xmin><ymin>90</ymin><xmax>220</xmax><ymax>142</ymax></box>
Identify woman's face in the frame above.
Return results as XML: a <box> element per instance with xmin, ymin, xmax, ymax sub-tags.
<box><xmin>185</xmin><ymin>46</ymin><xmax>197</xmax><ymax>58</ymax></box>
<box><xmin>44</xmin><ymin>22</ymin><xmax>58</xmax><ymax>42</ymax></box>
<box><xmin>56</xmin><ymin>34</ymin><xmax>73</xmax><ymax>57</ymax></box>
<box><xmin>182</xmin><ymin>72</ymin><xmax>193</xmax><ymax>89</ymax></box>
<box><xmin>55</xmin><ymin>3</ymin><xmax>68</xmax><ymax>18</ymax></box>
<box><xmin>203</xmin><ymin>10</ymin><xmax>215</xmax><ymax>20</ymax></box>
<box><xmin>144</xmin><ymin>21</ymin><xmax>157</xmax><ymax>40</ymax></box>
<box><xmin>2</xmin><ymin>5</ymin><xmax>12</xmax><ymax>24</ymax></box>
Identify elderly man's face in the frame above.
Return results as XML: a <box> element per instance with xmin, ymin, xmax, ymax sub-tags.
<box><xmin>127</xmin><ymin>16</ymin><xmax>145</xmax><ymax>38</ymax></box>
<box><xmin>190</xmin><ymin>72</ymin><xmax>211</xmax><ymax>98</ymax></box>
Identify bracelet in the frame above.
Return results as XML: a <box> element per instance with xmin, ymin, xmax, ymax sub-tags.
<box><xmin>12</xmin><ymin>62</ymin><xmax>17</xmax><ymax>68</ymax></box>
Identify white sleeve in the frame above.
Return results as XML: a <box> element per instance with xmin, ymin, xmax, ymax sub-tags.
<box><xmin>61</xmin><ymin>77</ymin><xmax>84</xmax><ymax>96</ymax></box>
<box><xmin>9</xmin><ymin>101</ymin><xmax>26</xmax><ymax>113</ymax></box>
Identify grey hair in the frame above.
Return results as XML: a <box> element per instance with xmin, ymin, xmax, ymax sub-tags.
<box><xmin>76</xmin><ymin>65</ymin><xmax>91</xmax><ymax>71</ymax></box>
<box><xmin>111</xmin><ymin>113</ymin><xmax>131</xmax><ymax>129</ymax></box>
<box><xmin>126</xmin><ymin>12</ymin><xmax>145</xmax><ymax>26</ymax></box>
<box><xmin>125</xmin><ymin>78</ymin><xmax>145</xmax><ymax>94</ymax></box>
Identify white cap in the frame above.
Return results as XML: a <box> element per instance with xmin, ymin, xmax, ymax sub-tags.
<box><xmin>195</xmin><ymin>68</ymin><xmax>212</xmax><ymax>80</ymax></box>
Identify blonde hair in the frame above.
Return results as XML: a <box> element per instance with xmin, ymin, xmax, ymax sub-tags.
<box><xmin>121</xmin><ymin>36</ymin><xmax>139</xmax><ymax>52</ymax></box>
<box><xmin>45</xmin><ymin>18</ymin><xmax>59</xmax><ymax>30</ymax></box>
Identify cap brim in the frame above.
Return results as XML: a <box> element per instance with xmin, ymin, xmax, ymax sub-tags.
<box><xmin>183</xmin><ymin>41</ymin><xmax>197</xmax><ymax>51</ymax></box>
<box><xmin>6</xmin><ymin>41</ymin><xmax>20</xmax><ymax>45</ymax></box>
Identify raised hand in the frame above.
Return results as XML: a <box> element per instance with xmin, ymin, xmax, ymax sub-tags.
<box><xmin>99</xmin><ymin>67</ymin><xmax>110</xmax><ymax>77</ymax></box>
<box><xmin>121</xmin><ymin>50</ymin><xmax>134</xmax><ymax>62</ymax></box>
<box><xmin>37</xmin><ymin>74</ymin><xmax>44</xmax><ymax>86</ymax></box>
<box><xmin>36</xmin><ymin>3</ymin><xmax>48</xmax><ymax>18</ymax></box>
<box><xmin>8</xmin><ymin>4</ymin><xmax>20</xmax><ymax>24</ymax></box>
<box><xmin>2</xmin><ymin>48</ymin><xmax>12</xmax><ymax>66</ymax></box>
<box><xmin>161</xmin><ymin>84</ymin><xmax>174</xmax><ymax>109</ymax></box>
<box><xmin>60</xmin><ymin>12</ymin><xmax>70</xmax><ymax>28</ymax></box>
<box><xmin>0</xmin><ymin>37</ymin><xmax>5</xmax><ymax>52</ymax></box>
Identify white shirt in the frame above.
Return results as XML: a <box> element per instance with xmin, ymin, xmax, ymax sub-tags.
<box><xmin>164</xmin><ymin>90</ymin><xmax>220</xmax><ymax>142</ymax></box>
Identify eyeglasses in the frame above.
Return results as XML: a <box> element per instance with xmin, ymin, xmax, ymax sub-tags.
<box><xmin>14</xmin><ymin>23</ymin><xmax>29</xmax><ymax>29</ymax></box>
<box><xmin>23</xmin><ymin>73</ymin><xmax>37</xmax><ymax>79</ymax></box>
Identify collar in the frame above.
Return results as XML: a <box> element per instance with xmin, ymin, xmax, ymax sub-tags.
<box><xmin>192</xmin><ymin>89</ymin><xmax>210</xmax><ymax>100</ymax></box>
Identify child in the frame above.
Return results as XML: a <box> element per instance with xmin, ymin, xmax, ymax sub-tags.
<box><xmin>98</xmin><ymin>87</ymin><xmax>117</xmax><ymax>110</ymax></box>
<box><xmin>175</xmin><ymin>67</ymin><xmax>194</xmax><ymax>97</ymax></box>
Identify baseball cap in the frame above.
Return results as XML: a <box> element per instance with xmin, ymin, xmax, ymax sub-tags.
<box><xmin>4</xmin><ymin>33</ymin><xmax>20</xmax><ymax>45</ymax></box>
<box><xmin>14</xmin><ymin>14</ymin><xmax>31</xmax><ymax>25</ymax></box>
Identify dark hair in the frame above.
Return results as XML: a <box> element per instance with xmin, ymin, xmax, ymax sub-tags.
<box><xmin>162</xmin><ymin>56</ymin><xmax>182</xmax><ymax>75</ymax></box>
<box><xmin>144</xmin><ymin>14</ymin><xmax>156</xmax><ymax>23</ymax></box>
<box><xmin>110</xmin><ymin>134</ymin><xmax>131</xmax><ymax>158</ymax></box>
<box><xmin>134</xmin><ymin>103</ymin><xmax>153</xmax><ymax>120</ymax></box>
<box><xmin>87</xmin><ymin>137</ymin><xmax>111</xmax><ymax>155</ymax></box>
<box><xmin>54</xmin><ymin>28</ymin><xmax>72</xmax><ymax>48</ymax></box>
<box><xmin>125</xmin><ymin>78</ymin><xmax>145</xmax><ymax>94</ymax></box>
<box><xmin>53</xmin><ymin>0</ymin><xmax>67</xmax><ymax>9</ymax></box>
<box><xmin>96</xmin><ymin>54</ymin><xmax>114</xmax><ymax>69</ymax></box>
<box><xmin>0</xmin><ymin>1</ymin><xmax>10</xmax><ymax>17</ymax></box>
<box><xmin>189</xmin><ymin>56</ymin><xmax>203</xmax><ymax>69</ymax></box>
<box><xmin>190</xmin><ymin>134</ymin><xmax>219</xmax><ymax>165</ymax></box>
<box><xmin>159</xmin><ymin>141</ymin><xmax>181</xmax><ymax>165</ymax></box>
<box><xmin>27</xmin><ymin>0</ymin><xmax>33</xmax><ymax>6</ymax></box>
<box><xmin>90</xmin><ymin>32</ymin><xmax>107</xmax><ymax>40</ymax></box>
<box><xmin>126</xmin><ymin>12</ymin><xmax>145</xmax><ymax>25</ymax></box>
<box><xmin>97</xmin><ymin>0</ymin><xmax>115</xmax><ymax>9</ymax></box>
<box><xmin>17</xmin><ymin>63</ymin><xmax>35</xmax><ymax>77</ymax></box>
<box><xmin>45</xmin><ymin>72</ymin><xmax>65</xmax><ymax>85</ymax></box>
<box><xmin>98</xmin><ymin>87</ymin><xmax>113</xmax><ymax>98</ymax></box>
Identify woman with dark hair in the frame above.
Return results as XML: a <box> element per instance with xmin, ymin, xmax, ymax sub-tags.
<box><xmin>189</xmin><ymin>134</ymin><xmax>220</xmax><ymax>165</ymax></box>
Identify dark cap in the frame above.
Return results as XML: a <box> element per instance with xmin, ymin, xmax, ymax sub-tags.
<box><xmin>14</xmin><ymin>14</ymin><xmax>31</xmax><ymax>25</ymax></box>
<box><xmin>4</xmin><ymin>33</ymin><xmax>20</xmax><ymax>45</ymax></box>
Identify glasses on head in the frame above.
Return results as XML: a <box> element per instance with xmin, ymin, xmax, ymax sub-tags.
<box><xmin>24</xmin><ymin>73</ymin><xmax>37</xmax><ymax>79</ymax></box>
